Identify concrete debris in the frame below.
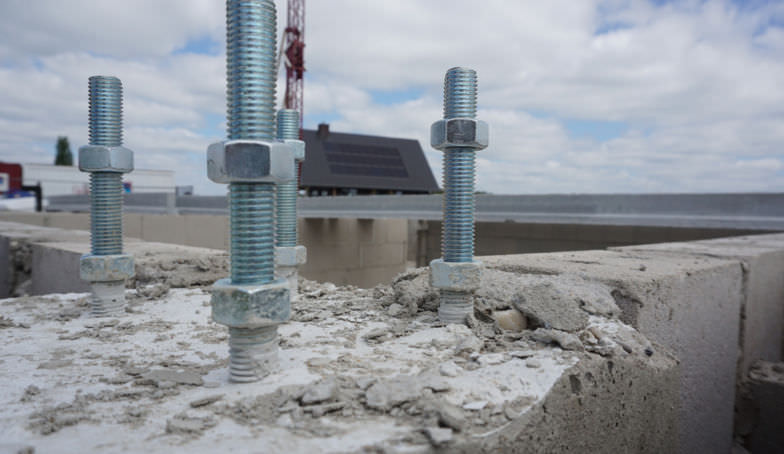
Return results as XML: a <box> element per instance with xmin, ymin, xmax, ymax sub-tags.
<box><xmin>423</xmin><ymin>426</ymin><xmax>453</xmax><ymax>446</ymax></box>
<box><xmin>189</xmin><ymin>394</ymin><xmax>223</xmax><ymax>408</ymax></box>
<box><xmin>142</xmin><ymin>369</ymin><xmax>204</xmax><ymax>387</ymax></box>
<box><xmin>434</xmin><ymin>402</ymin><xmax>466</xmax><ymax>432</ymax></box>
<box><xmin>531</xmin><ymin>328</ymin><xmax>584</xmax><ymax>351</ymax></box>
<box><xmin>462</xmin><ymin>400</ymin><xmax>488</xmax><ymax>411</ymax></box>
<box><xmin>354</xmin><ymin>377</ymin><xmax>376</xmax><ymax>390</ymax></box>
<box><xmin>513</xmin><ymin>281</ymin><xmax>589</xmax><ymax>332</ymax></box>
<box><xmin>165</xmin><ymin>413</ymin><xmax>216</xmax><ymax>435</ymax></box>
<box><xmin>0</xmin><ymin>265</ymin><xmax>679</xmax><ymax>452</ymax></box>
<box><xmin>439</xmin><ymin>361</ymin><xmax>462</xmax><ymax>377</ymax></box>
<box><xmin>0</xmin><ymin>444</ymin><xmax>35</xmax><ymax>454</ymax></box>
<box><xmin>301</xmin><ymin>378</ymin><xmax>338</xmax><ymax>405</ymax></box>
<box><xmin>19</xmin><ymin>385</ymin><xmax>41</xmax><ymax>403</ymax></box>
<box><xmin>494</xmin><ymin>309</ymin><xmax>527</xmax><ymax>332</ymax></box>
<box><xmin>365</xmin><ymin>376</ymin><xmax>422</xmax><ymax>411</ymax></box>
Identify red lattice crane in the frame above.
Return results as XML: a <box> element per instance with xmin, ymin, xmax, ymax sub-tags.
<box><xmin>282</xmin><ymin>0</ymin><xmax>305</xmax><ymax>138</ymax></box>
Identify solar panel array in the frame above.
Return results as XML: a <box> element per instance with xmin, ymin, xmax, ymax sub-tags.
<box><xmin>323</xmin><ymin>142</ymin><xmax>409</xmax><ymax>178</ymax></box>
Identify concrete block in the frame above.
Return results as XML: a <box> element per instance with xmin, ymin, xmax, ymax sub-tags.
<box><xmin>0</xmin><ymin>212</ymin><xmax>47</xmax><ymax>226</ymax></box>
<box><xmin>0</xmin><ymin>281</ymin><xmax>678</xmax><ymax>453</ymax></box>
<box><xmin>378</xmin><ymin>218</ymin><xmax>408</xmax><ymax>244</ymax></box>
<box><xmin>123</xmin><ymin>213</ymin><xmax>144</xmax><ymax>239</ymax></box>
<box><xmin>482</xmin><ymin>249</ymin><xmax>743</xmax><ymax>454</ymax></box>
<box><xmin>183</xmin><ymin>214</ymin><xmax>229</xmax><ymax>250</ymax></box>
<box><xmin>0</xmin><ymin>235</ymin><xmax>12</xmax><ymax>298</ymax></box>
<box><xmin>744</xmin><ymin>361</ymin><xmax>784</xmax><ymax>453</ymax></box>
<box><xmin>31</xmin><ymin>242</ymin><xmax>90</xmax><ymax>295</ymax></box>
<box><xmin>353</xmin><ymin>265</ymin><xmax>407</xmax><ymax>289</ymax></box>
<box><xmin>614</xmin><ymin>233</ymin><xmax>784</xmax><ymax>376</ymax></box>
<box><xmin>140</xmin><ymin>214</ymin><xmax>187</xmax><ymax>246</ymax></box>
<box><xmin>46</xmin><ymin>212</ymin><xmax>89</xmax><ymax>231</ymax></box>
<box><xmin>360</xmin><ymin>243</ymin><xmax>405</xmax><ymax>268</ymax></box>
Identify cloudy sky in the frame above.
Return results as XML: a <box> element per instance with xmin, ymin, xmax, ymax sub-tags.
<box><xmin>0</xmin><ymin>0</ymin><xmax>782</xmax><ymax>195</ymax></box>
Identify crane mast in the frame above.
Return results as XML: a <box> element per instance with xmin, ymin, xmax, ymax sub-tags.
<box><xmin>283</xmin><ymin>0</ymin><xmax>305</xmax><ymax>138</ymax></box>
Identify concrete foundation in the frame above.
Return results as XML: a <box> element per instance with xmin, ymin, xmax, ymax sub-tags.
<box><xmin>0</xmin><ymin>279</ymin><xmax>677</xmax><ymax>453</ymax></box>
<box><xmin>480</xmin><ymin>249</ymin><xmax>745</xmax><ymax>454</ymax></box>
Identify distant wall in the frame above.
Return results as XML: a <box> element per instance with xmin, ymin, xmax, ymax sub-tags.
<box><xmin>416</xmin><ymin>220</ymin><xmax>776</xmax><ymax>266</ymax></box>
<box><xmin>0</xmin><ymin>212</ymin><xmax>408</xmax><ymax>288</ymax></box>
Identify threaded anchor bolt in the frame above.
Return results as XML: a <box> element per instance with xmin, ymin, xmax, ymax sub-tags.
<box><xmin>209</xmin><ymin>0</ymin><xmax>294</xmax><ymax>383</ymax></box>
<box><xmin>430</xmin><ymin>67</ymin><xmax>488</xmax><ymax>324</ymax></box>
<box><xmin>78</xmin><ymin>76</ymin><xmax>134</xmax><ymax>317</ymax></box>
<box><xmin>275</xmin><ymin>108</ymin><xmax>306</xmax><ymax>299</ymax></box>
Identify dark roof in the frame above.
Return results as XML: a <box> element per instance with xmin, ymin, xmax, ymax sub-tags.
<box><xmin>300</xmin><ymin>126</ymin><xmax>439</xmax><ymax>193</ymax></box>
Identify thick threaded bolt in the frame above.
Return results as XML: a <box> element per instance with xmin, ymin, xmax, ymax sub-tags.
<box><xmin>84</xmin><ymin>76</ymin><xmax>129</xmax><ymax>317</ymax></box>
<box><xmin>437</xmin><ymin>67</ymin><xmax>480</xmax><ymax>324</ymax></box>
<box><xmin>222</xmin><ymin>0</ymin><xmax>281</xmax><ymax>382</ymax></box>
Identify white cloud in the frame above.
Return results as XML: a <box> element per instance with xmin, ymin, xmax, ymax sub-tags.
<box><xmin>0</xmin><ymin>0</ymin><xmax>782</xmax><ymax>195</ymax></box>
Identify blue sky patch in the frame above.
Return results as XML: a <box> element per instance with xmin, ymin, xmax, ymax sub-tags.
<box><xmin>369</xmin><ymin>87</ymin><xmax>424</xmax><ymax>106</ymax></box>
<box><xmin>173</xmin><ymin>35</ymin><xmax>221</xmax><ymax>56</ymax></box>
<box><xmin>563</xmin><ymin>118</ymin><xmax>628</xmax><ymax>142</ymax></box>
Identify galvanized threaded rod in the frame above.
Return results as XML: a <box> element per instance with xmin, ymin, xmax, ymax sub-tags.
<box><xmin>225</xmin><ymin>0</ymin><xmax>279</xmax><ymax>382</ymax></box>
<box><xmin>440</xmin><ymin>67</ymin><xmax>478</xmax><ymax>323</ymax></box>
<box><xmin>89</xmin><ymin>76</ymin><xmax>124</xmax><ymax>256</ymax></box>
<box><xmin>275</xmin><ymin>109</ymin><xmax>299</xmax><ymax>247</ymax></box>
<box><xmin>87</xmin><ymin>76</ymin><xmax>126</xmax><ymax>316</ymax></box>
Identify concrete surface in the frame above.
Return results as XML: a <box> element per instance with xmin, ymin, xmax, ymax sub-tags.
<box><xmin>613</xmin><ymin>234</ymin><xmax>784</xmax><ymax>377</ymax></box>
<box><xmin>0</xmin><ymin>216</ymin><xmax>408</xmax><ymax>289</ymax></box>
<box><xmin>0</xmin><ymin>277</ymin><xmax>678</xmax><ymax>453</ymax></box>
<box><xmin>480</xmin><ymin>248</ymin><xmax>745</xmax><ymax>454</ymax></box>
<box><xmin>741</xmin><ymin>361</ymin><xmax>784</xmax><ymax>453</ymax></box>
<box><xmin>416</xmin><ymin>220</ymin><xmax>766</xmax><ymax>266</ymax></box>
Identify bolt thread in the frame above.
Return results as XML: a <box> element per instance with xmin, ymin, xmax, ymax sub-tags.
<box><xmin>88</xmin><ymin>76</ymin><xmax>123</xmax><ymax>146</ymax></box>
<box><xmin>230</xmin><ymin>183</ymin><xmax>275</xmax><ymax>284</ymax></box>
<box><xmin>89</xmin><ymin>281</ymin><xmax>125</xmax><ymax>317</ymax></box>
<box><xmin>276</xmin><ymin>108</ymin><xmax>299</xmax><ymax>139</ymax></box>
<box><xmin>438</xmin><ymin>290</ymin><xmax>473</xmax><ymax>324</ymax></box>
<box><xmin>90</xmin><ymin>173</ymin><xmax>123</xmax><ymax>255</ymax></box>
<box><xmin>438</xmin><ymin>67</ymin><xmax>479</xmax><ymax>324</ymax></box>
<box><xmin>442</xmin><ymin>150</ymin><xmax>475</xmax><ymax>262</ymax></box>
<box><xmin>226</xmin><ymin>0</ymin><xmax>277</xmax><ymax>141</ymax></box>
<box><xmin>443</xmin><ymin>67</ymin><xmax>477</xmax><ymax>119</ymax></box>
<box><xmin>276</xmin><ymin>109</ymin><xmax>299</xmax><ymax>247</ymax></box>
<box><xmin>229</xmin><ymin>326</ymin><xmax>278</xmax><ymax>382</ymax></box>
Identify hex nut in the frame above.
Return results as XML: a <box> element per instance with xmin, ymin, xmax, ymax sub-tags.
<box><xmin>275</xmin><ymin>245</ymin><xmax>307</xmax><ymax>267</ymax></box>
<box><xmin>430</xmin><ymin>118</ymin><xmax>489</xmax><ymax>151</ymax></box>
<box><xmin>207</xmin><ymin>140</ymin><xmax>296</xmax><ymax>184</ymax></box>
<box><xmin>80</xmin><ymin>254</ymin><xmax>135</xmax><ymax>282</ymax></box>
<box><xmin>282</xmin><ymin>138</ymin><xmax>305</xmax><ymax>162</ymax></box>
<box><xmin>78</xmin><ymin>145</ymin><xmax>134</xmax><ymax>173</ymax></box>
<box><xmin>211</xmin><ymin>278</ymin><xmax>291</xmax><ymax>328</ymax></box>
<box><xmin>430</xmin><ymin>258</ymin><xmax>482</xmax><ymax>292</ymax></box>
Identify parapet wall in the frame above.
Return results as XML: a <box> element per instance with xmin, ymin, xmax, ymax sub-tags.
<box><xmin>0</xmin><ymin>212</ymin><xmax>408</xmax><ymax>289</ymax></box>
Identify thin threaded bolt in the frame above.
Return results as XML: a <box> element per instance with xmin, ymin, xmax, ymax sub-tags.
<box><xmin>224</xmin><ymin>0</ymin><xmax>281</xmax><ymax>382</ymax></box>
<box><xmin>86</xmin><ymin>75</ymin><xmax>126</xmax><ymax>317</ymax></box>
<box><xmin>439</xmin><ymin>67</ymin><xmax>479</xmax><ymax>324</ymax></box>
<box><xmin>275</xmin><ymin>109</ymin><xmax>299</xmax><ymax>247</ymax></box>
